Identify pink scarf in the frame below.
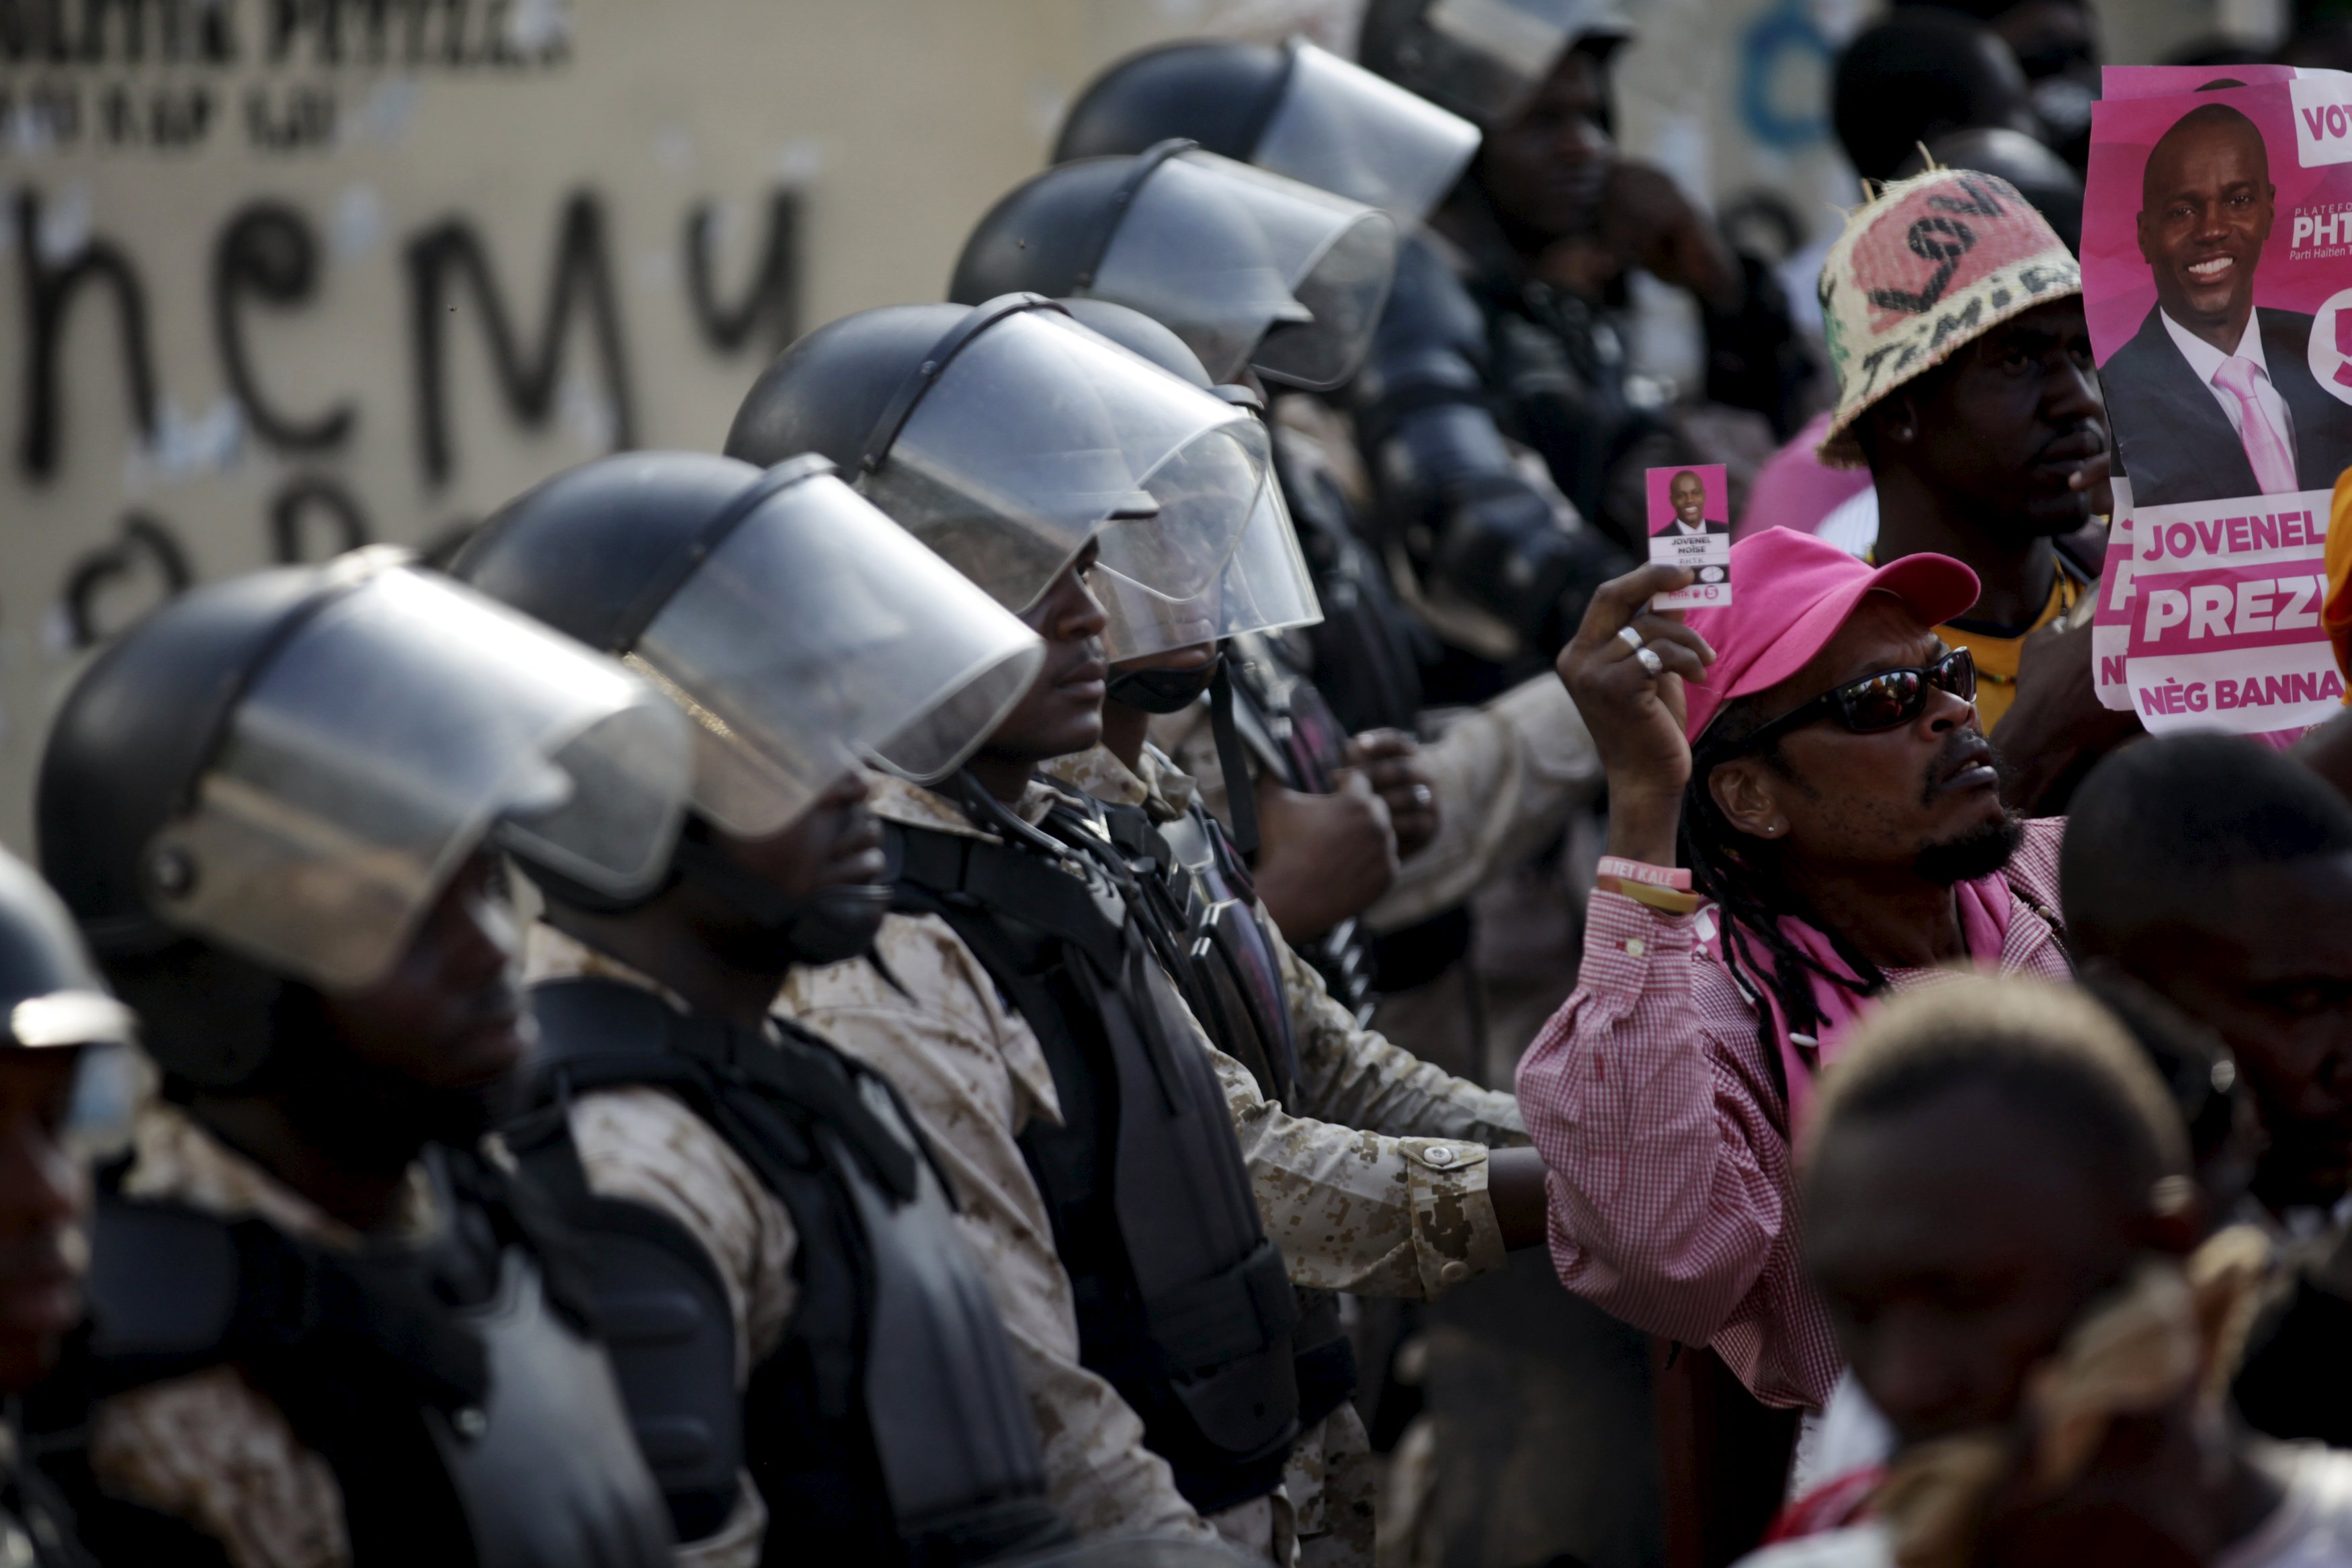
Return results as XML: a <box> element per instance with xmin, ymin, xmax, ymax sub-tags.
<box><xmin>1704</xmin><ymin>871</ymin><xmax>2016</xmax><ymax>1130</ymax></box>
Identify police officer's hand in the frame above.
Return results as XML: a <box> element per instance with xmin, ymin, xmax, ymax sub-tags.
<box><xmin>1595</xmin><ymin>160</ymin><xmax>1742</xmax><ymax>313</ymax></box>
<box><xmin>1345</xmin><ymin>730</ymin><xmax>1439</xmax><ymax>860</ymax></box>
<box><xmin>1990</xmin><ymin>615</ymin><xmax>2142</xmax><ymax>816</ymax></box>
<box><xmin>1250</xmin><ymin>772</ymin><xmax>1399</xmax><ymax>943</ymax></box>
<box><xmin>1556</xmin><ymin>562</ymin><xmax>1714</xmax><ymax>865</ymax></box>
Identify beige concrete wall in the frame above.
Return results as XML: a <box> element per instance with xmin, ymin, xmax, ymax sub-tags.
<box><xmin>0</xmin><ymin>0</ymin><xmax>1242</xmax><ymax>848</ymax></box>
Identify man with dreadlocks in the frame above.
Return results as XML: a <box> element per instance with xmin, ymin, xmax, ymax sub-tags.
<box><xmin>1516</xmin><ymin>525</ymin><xmax>2072</xmax><ymax>1433</ymax></box>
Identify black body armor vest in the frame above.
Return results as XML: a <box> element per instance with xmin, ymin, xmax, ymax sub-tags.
<box><xmin>50</xmin><ymin>1147</ymin><xmax>675</xmax><ymax>1568</ymax></box>
<box><xmin>885</xmin><ymin>802</ymin><xmax>1302</xmax><ymax>1514</ymax></box>
<box><xmin>1270</xmin><ymin>423</ymin><xmax>1427</xmax><ymax>740</ymax></box>
<box><xmin>1087</xmin><ymin>790</ymin><xmax>1360</xmax><ymax>1438</ymax></box>
<box><xmin>505</xmin><ymin>977</ymin><xmax>1068</xmax><ymax>1568</ymax></box>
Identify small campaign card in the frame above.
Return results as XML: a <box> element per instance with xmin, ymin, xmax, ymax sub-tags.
<box><xmin>1646</xmin><ymin>464</ymin><xmax>1731</xmax><ymax>609</ymax></box>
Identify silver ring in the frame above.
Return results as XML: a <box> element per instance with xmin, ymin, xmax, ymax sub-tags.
<box><xmin>1635</xmin><ymin>646</ymin><xmax>1665</xmax><ymax>677</ymax></box>
<box><xmin>1409</xmin><ymin>783</ymin><xmax>1434</xmax><ymax>808</ymax></box>
<box><xmin>1615</xmin><ymin>625</ymin><xmax>1646</xmax><ymax>652</ymax></box>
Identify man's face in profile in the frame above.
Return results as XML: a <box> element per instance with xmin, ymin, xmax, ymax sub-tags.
<box><xmin>2136</xmin><ymin>109</ymin><xmax>2274</xmax><ymax>348</ymax></box>
<box><xmin>1669</xmin><ymin>471</ymin><xmax>1706</xmax><ymax>527</ymax></box>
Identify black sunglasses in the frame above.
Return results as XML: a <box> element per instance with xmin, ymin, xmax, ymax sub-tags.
<box><xmin>1712</xmin><ymin>647</ymin><xmax>1977</xmax><ymax>758</ymax></box>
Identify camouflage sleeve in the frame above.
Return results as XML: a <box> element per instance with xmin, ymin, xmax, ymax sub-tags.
<box><xmin>569</xmin><ymin>1086</ymin><xmax>800</xmax><ymax>1375</ymax></box>
<box><xmin>1196</xmin><ymin>998</ymin><xmax>1507</xmax><ymax>1300</ymax></box>
<box><xmin>91</xmin><ymin>1368</ymin><xmax>351</xmax><ymax>1568</ymax></box>
<box><xmin>1366</xmin><ymin>674</ymin><xmax>1603</xmax><ymax>934</ymax></box>
<box><xmin>780</xmin><ymin>915</ymin><xmax>1220</xmax><ymax>1547</ymax></box>
<box><xmin>566</xmin><ymin>1088</ymin><xmax>797</xmax><ymax>1568</ymax></box>
<box><xmin>1272</xmin><ymin>919</ymin><xmax>1527</xmax><ymax>1150</ymax></box>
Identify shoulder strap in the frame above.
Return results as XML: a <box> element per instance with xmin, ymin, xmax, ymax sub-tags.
<box><xmin>886</xmin><ymin>822</ymin><xmax>1128</xmax><ymax>975</ymax></box>
<box><xmin>528</xmin><ymin>977</ymin><xmax>919</xmax><ymax>1205</ymax></box>
<box><xmin>82</xmin><ymin>1191</ymin><xmax>491</xmax><ymax>1413</ymax></box>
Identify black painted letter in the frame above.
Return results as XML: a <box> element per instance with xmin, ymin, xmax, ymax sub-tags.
<box><xmin>405</xmin><ymin>188</ymin><xmax>636</xmax><ymax>485</ymax></box>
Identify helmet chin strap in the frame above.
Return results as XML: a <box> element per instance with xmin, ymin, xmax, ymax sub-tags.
<box><xmin>1106</xmin><ymin>658</ymin><xmax>1220</xmax><ymax>714</ymax></box>
<box><xmin>669</xmin><ymin>834</ymin><xmax>889</xmax><ymax>969</ymax></box>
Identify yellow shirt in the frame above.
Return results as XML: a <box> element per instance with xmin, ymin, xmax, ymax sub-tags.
<box><xmin>1937</xmin><ymin>568</ymin><xmax>2082</xmax><ymax>730</ymax></box>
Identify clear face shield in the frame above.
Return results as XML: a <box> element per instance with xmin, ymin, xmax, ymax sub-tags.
<box><xmin>1251</xmin><ymin>40</ymin><xmax>1482</xmax><ymax>225</ymax></box>
<box><xmin>1095</xmin><ymin>454</ymin><xmax>1322</xmax><ymax>660</ymax></box>
<box><xmin>628</xmin><ymin>460</ymin><xmax>1046</xmax><ymax>835</ymax></box>
<box><xmin>1083</xmin><ymin>148</ymin><xmax>1398</xmax><ymax>391</ymax></box>
<box><xmin>146</xmin><ymin>554</ymin><xmax>693</xmax><ymax>992</ymax></box>
<box><xmin>1396</xmin><ymin>0</ymin><xmax>1626</xmax><ymax>126</ymax></box>
<box><xmin>857</xmin><ymin>302</ymin><xmax>1268</xmax><ymax>659</ymax></box>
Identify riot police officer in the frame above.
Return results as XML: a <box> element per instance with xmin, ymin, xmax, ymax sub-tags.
<box><xmin>1052</xmin><ymin>30</ymin><xmax>1637</xmax><ymax>670</ymax></box>
<box><xmin>34</xmin><ymin>550</ymin><xmax>687</xmax><ymax>1568</ymax></box>
<box><xmin>1356</xmin><ymin>0</ymin><xmax>1806</xmax><ymax>656</ymax></box>
<box><xmin>0</xmin><ymin>849</ymin><xmax>138</xmax><ymax>1568</ymax></box>
<box><xmin>1031</xmin><ymin>303</ymin><xmax>1544</xmax><ymax>1568</ymax></box>
<box><xmin>451</xmin><ymin>451</ymin><xmax>1091</xmax><ymax>1568</ymax></box>
<box><xmin>728</xmin><ymin>296</ymin><xmax>1539</xmax><ymax>1563</ymax></box>
<box><xmin>1023</xmin><ymin>48</ymin><xmax>1626</xmax><ymax>1059</ymax></box>
<box><xmin>946</xmin><ymin>151</ymin><xmax>1431</xmax><ymax>1011</ymax></box>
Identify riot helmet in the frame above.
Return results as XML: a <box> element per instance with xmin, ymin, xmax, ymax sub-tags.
<box><xmin>1054</xmin><ymin>38</ymin><xmax>1480</xmax><ymax>226</ymax></box>
<box><xmin>38</xmin><ymin>550</ymin><xmax>693</xmax><ymax>1088</ymax></box>
<box><xmin>726</xmin><ymin>295</ymin><xmax>1269</xmax><ymax>660</ymax></box>
<box><xmin>950</xmin><ymin>146</ymin><xmax>1398</xmax><ymax>392</ymax></box>
<box><xmin>455</xmin><ymin>452</ymin><xmax>1044</xmax><ymax>828</ymax></box>
<box><xmin>1357</xmin><ymin>0</ymin><xmax>1634</xmax><ymax>128</ymax></box>
<box><xmin>1054</xmin><ymin>298</ymin><xmax>1322</xmax><ymax>664</ymax></box>
<box><xmin>0</xmin><ymin>850</ymin><xmax>135</xmax><ymax>1059</ymax></box>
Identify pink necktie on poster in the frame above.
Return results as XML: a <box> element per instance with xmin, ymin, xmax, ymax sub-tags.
<box><xmin>2213</xmin><ymin>355</ymin><xmax>2298</xmax><ymax>494</ymax></box>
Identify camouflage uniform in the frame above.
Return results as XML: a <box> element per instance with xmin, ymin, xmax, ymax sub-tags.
<box><xmin>778</xmin><ymin>771</ymin><xmax>1515</xmax><ymax>1565</ymax></box>
<box><xmin>89</xmin><ymin>1102</ymin><xmax>443</xmax><ymax>1568</ymax></box>
<box><xmin>518</xmin><ymin>927</ymin><xmax>795</xmax><ymax>1568</ymax></box>
<box><xmin>1149</xmin><ymin>670</ymin><xmax>1602</xmax><ymax>937</ymax></box>
<box><xmin>1045</xmin><ymin>742</ymin><xmax>1531</xmax><ymax>1566</ymax></box>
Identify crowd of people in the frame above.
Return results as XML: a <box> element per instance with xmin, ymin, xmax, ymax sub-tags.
<box><xmin>3</xmin><ymin>1</ymin><xmax>2351</xmax><ymax>1566</ymax></box>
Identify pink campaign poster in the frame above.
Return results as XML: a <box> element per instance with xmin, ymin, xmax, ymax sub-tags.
<box><xmin>2085</xmin><ymin>69</ymin><xmax>2352</xmax><ymax>736</ymax></box>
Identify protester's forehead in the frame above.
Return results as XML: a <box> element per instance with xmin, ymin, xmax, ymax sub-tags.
<box><xmin>2199</xmin><ymin>851</ymin><xmax>2352</xmax><ymax>971</ymax></box>
<box><xmin>1810</xmin><ymin>1084</ymin><xmax>2123</xmax><ymax>1267</ymax></box>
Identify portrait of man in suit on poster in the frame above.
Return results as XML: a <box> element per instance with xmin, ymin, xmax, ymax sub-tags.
<box><xmin>2099</xmin><ymin>101</ymin><xmax>2352</xmax><ymax>509</ymax></box>
<box><xmin>1654</xmin><ymin>470</ymin><xmax>1732</xmax><ymax>537</ymax></box>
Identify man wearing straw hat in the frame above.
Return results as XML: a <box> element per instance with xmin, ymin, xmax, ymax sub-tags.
<box><xmin>1809</xmin><ymin>166</ymin><xmax>2136</xmax><ymax>807</ymax></box>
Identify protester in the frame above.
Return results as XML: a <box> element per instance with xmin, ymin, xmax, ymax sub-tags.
<box><xmin>451</xmin><ymin>451</ymin><xmax>1087</xmax><ymax>1567</ymax></box>
<box><xmin>728</xmin><ymin>299</ymin><xmax>1547</xmax><ymax>1565</ymax></box>
<box><xmin>0</xmin><ymin>850</ymin><xmax>138</xmax><ymax>1568</ymax></box>
<box><xmin>2065</xmin><ymin>732</ymin><xmax>2352</xmax><ymax>1449</ymax></box>
<box><xmin>1809</xmin><ymin>166</ymin><xmax>2134</xmax><ymax>810</ymax></box>
<box><xmin>1740</xmin><ymin>975</ymin><xmax>2352</xmax><ymax>1568</ymax></box>
<box><xmin>1829</xmin><ymin>11</ymin><xmax>2040</xmax><ymax>187</ymax></box>
<box><xmin>1519</xmin><ymin>525</ymin><xmax>2071</xmax><ymax>1562</ymax></box>
<box><xmin>1917</xmin><ymin>0</ymin><xmax>2103</xmax><ymax>169</ymax></box>
<box><xmin>1741</xmin><ymin>126</ymin><xmax>2086</xmax><ymax>553</ymax></box>
<box><xmin>33</xmin><ymin>555</ymin><xmax>687</xmax><ymax>1568</ymax></box>
<box><xmin>1354</xmin><ymin>0</ymin><xmax>1801</xmax><ymax>647</ymax></box>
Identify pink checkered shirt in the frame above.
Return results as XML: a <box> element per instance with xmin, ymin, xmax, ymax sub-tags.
<box><xmin>1515</xmin><ymin>817</ymin><xmax>2072</xmax><ymax>1410</ymax></box>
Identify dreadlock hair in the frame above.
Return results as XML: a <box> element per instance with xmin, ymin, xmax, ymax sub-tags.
<box><xmin>1681</xmin><ymin>693</ymin><xmax>1894</xmax><ymax>1119</ymax></box>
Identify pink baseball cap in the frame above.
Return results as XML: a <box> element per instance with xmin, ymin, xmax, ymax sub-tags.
<box><xmin>1680</xmin><ymin>528</ymin><xmax>1980</xmax><ymax>745</ymax></box>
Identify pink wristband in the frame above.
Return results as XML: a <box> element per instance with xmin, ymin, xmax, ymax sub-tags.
<box><xmin>1597</xmin><ymin>856</ymin><xmax>1691</xmax><ymax>891</ymax></box>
